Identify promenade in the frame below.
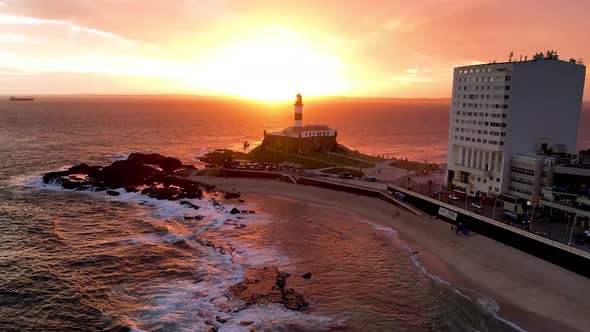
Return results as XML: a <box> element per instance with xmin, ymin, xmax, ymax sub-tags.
<box><xmin>206</xmin><ymin>167</ymin><xmax>590</xmax><ymax>277</ymax></box>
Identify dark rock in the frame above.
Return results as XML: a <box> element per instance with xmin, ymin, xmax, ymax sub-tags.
<box><xmin>249</xmin><ymin>210</ymin><xmax>256</xmax><ymax>214</ymax></box>
<box><xmin>126</xmin><ymin>152</ymin><xmax>183</xmax><ymax>173</ymax></box>
<box><xmin>230</xmin><ymin>267</ymin><xmax>308</xmax><ymax>311</ymax></box>
<box><xmin>62</xmin><ymin>180</ymin><xmax>82</xmax><ymax>190</ymax></box>
<box><xmin>230</xmin><ymin>208</ymin><xmax>240</xmax><ymax>214</ymax></box>
<box><xmin>180</xmin><ymin>201</ymin><xmax>200</xmax><ymax>210</ymax></box>
<box><xmin>224</xmin><ymin>192</ymin><xmax>241</xmax><ymax>199</ymax></box>
<box><xmin>124</xmin><ymin>186</ymin><xmax>139</xmax><ymax>193</ymax></box>
<box><xmin>141</xmin><ymin>186</ymin><xmax>180</xmax><ymax>200</ymax></box>
<box><xmin>301</xmin><ymin>272</ymin><xmax>312</xmax><ymax>279</ymax></box>
<box><xmin>42</xmin><ymin>170</ymin><xmax>69</xmax><ymax>184</ymax></box>
<box><xmin>106</xmin><ymin>190</ymin><xmax>120</xmax><ymax>196</ymax></box>
<box><xmin>239</xmin><ymin>321</ymin><xmax>254</xmax><ymax>326</ymax></box>
<box><xmin>238</xmin><ymin>199</ymin><xmax>245</xmax><ymax>203</ymax></box>
<box><xmin>215</xmin><ymin>316</ymin><xmax>227</xmax><ymax>324</ymax></box>
<box><xmin>41</xmin><ymin>153</ymin><xmax>215</xmax><ymax>203</ymax></box>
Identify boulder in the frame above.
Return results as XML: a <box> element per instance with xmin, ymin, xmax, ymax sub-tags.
<box><xmin>229</xmin><ymin>267</ymin><xmax>309</xmax><ymax>311</ymax></box>
<box><xmin>301</xmin><ymin>272</ymin><xmax>312</xmax><ymax>279</ymax></box>
<box><xmin>106</xmin><ymin>190</ymin><xmax>120</xmax><ymax>196</ymax></box>
<box><xmin>230</xmin><ymin>208</ymin><xmax>241</xmax><ymax>214</ymax></box>
<box><xmin>62</xmin><ymin>180</ymin><xmax>82</xmax><ymax>190</ymax></box>
<box><xmin>224</xmin><ymin>192</ymin><xmax>241</xmax><ymax>199</ymax></box>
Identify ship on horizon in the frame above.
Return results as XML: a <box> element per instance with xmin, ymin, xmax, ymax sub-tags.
<box><xmin>9</xmin><ymin>96</ymin><xmax>35</xmax><ymax>101</ymax></box>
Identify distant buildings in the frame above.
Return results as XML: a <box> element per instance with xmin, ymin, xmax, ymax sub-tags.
<box><xmin>262</xmin><ymin>93</ymin><xmax>339</xmax><ymax>153</ymax></box>
<box><xmin>446</xmin><ymin>51</ymin><xmax>590</xmax><ymax>230</ymax></box>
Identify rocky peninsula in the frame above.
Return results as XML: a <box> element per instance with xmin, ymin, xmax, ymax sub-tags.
<box><xmin>42</xmin><ymin>153</ymin><xmax>211</xmax><ymax>200</ymax></box>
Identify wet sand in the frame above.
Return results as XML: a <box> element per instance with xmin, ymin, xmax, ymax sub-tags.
<box><xmin>192</xmin><ymin>176</ymin><xmax>590</xmax><ymax>332</ymax></box>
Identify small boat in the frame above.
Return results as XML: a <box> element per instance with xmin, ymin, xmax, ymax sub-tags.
<box><xmin>9</xmin><ymin>96</ymin><xmax>35</xmax><ymax>101</ymax></box>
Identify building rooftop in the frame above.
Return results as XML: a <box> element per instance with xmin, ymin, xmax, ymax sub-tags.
<box><xmin>455</xmin><ymin>51</ymin><xmax>585</xmax><ymax>70</ymax></box>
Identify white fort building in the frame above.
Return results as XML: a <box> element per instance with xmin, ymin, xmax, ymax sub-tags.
<box><xmin>446</xmin><ymin>52</ymin><xmax>586</xmax><ymax>197</ymax></box>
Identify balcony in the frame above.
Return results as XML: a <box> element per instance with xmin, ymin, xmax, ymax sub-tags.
<box><xmin>452</xmin><ymin>179</ymin><xmax>472</xmax><ymax>189</ymax></box>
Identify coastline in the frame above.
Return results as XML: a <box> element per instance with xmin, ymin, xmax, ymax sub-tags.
<box><xmin>192</xmin><ymin>176</ymin><xmax>590</xmax><ymax>332</ymax></box>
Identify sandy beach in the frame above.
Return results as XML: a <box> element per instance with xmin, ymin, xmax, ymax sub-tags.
<box><xmin>192</xmin><ymin>176</ymin><xmax>590</xmax><ymax>332</ymax></box>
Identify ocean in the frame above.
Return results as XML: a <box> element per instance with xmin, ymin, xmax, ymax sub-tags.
<box><xmin>1</xmin><ymin>96</ymin><xmax>588</xmax><ymax>331</ymax></box>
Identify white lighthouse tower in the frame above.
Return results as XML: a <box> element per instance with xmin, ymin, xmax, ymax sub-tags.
<box><xmin>294</xmin><ymin>93</ymin><xmax>303</xmax><ymax>127</ymax></box>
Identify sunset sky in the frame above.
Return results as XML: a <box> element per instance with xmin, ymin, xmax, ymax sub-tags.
<box><xmin>1</xmin><ymin>0</ymin><xmax>589</xmax><ymax>101</ymax></box>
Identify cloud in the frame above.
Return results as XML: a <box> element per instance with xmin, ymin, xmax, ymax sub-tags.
<box><xmin>0</xmin><ymin>14</ymin><xmax>136</xmax><ymax>46</ymax></box>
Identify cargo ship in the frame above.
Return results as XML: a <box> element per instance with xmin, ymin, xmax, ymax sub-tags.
<box><xmin>9</xmin><ymin>96</ymin><xmax>35</xmax><ymax>101</ymax></box>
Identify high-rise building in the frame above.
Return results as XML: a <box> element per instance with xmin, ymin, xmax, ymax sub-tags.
<box><xmin>446</xmin><ymin>52</ymin><xmax>586</xmax><ymax>197</ymax></box>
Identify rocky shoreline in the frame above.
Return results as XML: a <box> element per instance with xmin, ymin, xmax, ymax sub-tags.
<box><xmin>42</xmin><ymin>153</ymin><xmax>211</xmax><ymax>200</ymax></box>
<box><xmin>41</xmin><ymin>153</ymin><xmax>310</xmax><ymax>331</ymax></box>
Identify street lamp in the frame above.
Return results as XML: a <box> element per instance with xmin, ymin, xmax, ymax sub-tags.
<box><xmin>529</xmin><ymin>201</ymin><xmax>538</xmax><ymax>232</ymax></box>
<box><xmin>492</xmin><ymin>196</ymin><xmax>499</xmax><ymax>219</ymax></box>
<box><xmin>568</xmin><ymin>214</ymin><xmax>575</xmax><ymax>246</ymax></box>
<box><xmin>464</xmin><ymin>192</ymin><xmax>469</xmax><ymax>209</ymax></box>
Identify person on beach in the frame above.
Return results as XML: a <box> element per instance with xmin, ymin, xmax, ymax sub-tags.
<box><xmin>456</xmin><ymin>222</ymin><xmax>463</xmax><ymax>236</ymax></box>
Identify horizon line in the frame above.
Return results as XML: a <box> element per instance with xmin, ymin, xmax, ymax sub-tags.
<box><xmin>2</xmin><ymin>93</ymin><xmax>590</xmax><ymax>103</ymax></box>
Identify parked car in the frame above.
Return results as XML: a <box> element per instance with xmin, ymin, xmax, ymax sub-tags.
<box><xmin>470</xmin><ymin>202</ymin><xmax>483</xmax><ymax>209</ymax></box>
<box><xmin>449</xmin><ymin>194</ymin><xmax>460</xmax><ymax>201</ymax></box>
<box><xmin>338</xmin><ymin>172</ymin><xmax>353</xmax><ymax>179</ymax></box>
<box><xmin>434</xmin><ymin>191</ymin><xmax>444</xmax><ymax>198</ymax></box>
<box><xmin>364</xmin><ymin>176</ymin><xmax>378</xmax><ymax>182</ymax></box>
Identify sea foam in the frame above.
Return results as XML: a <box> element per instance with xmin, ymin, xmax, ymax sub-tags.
<box><xmin>20</xmin><ymin>169</ymin><xmax>334</xmax><ymax>331</ymax></box>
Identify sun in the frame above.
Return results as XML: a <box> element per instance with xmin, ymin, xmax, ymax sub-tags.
<box><xmin>181</xmin><ymin>27</ymin><xmax>349</xmax><ymax>101</ymax></box>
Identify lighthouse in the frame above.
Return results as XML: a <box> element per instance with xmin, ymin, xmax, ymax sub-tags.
<box><xmin>262</xmin><ymin>92</ymin><xmax>338</xmax><ymax>153</ymax></box>
<box><xmin>294</xmin><ymin>93</ymin><xmax>303</xmax><ymax>127</ymax></box>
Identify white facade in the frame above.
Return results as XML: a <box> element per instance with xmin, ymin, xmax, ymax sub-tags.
<box><xmin>283</xmin><ymin>125</ymin><xmax>337</xmax><ymax>138</ymax></box>
<box><xmin>446</xmin><ymin>55</ymin><xmax>585</xmax><ymax>196</ymax></box>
